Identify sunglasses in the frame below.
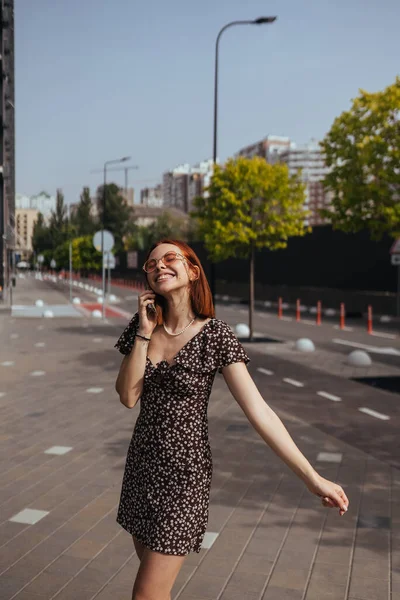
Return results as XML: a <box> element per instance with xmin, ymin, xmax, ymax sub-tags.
<box><xmin>142</xmin><ymin>251</ymin><xmax>186</xmax><ymax>274</ymax></box>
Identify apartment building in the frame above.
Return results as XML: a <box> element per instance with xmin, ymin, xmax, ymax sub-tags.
<box><xmin>15</xmin><ymin>208</ymin><xmax>38</xmax><ymax>259</ymax></box>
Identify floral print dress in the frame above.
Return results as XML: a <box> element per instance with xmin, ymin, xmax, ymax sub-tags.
<box><xmin>114</xmin><ymin>314</ymin><xmax>250</xmax><ymax>555</ymax></box>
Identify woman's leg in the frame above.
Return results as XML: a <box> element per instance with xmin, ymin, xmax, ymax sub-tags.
<box><xmin>133</xmin><ymin>536</ymin><xmax>146</xmax><ymax>561</ymax></box>
<box><xmin>131</xmin><ymin>546</ymin><xmax>186</xmax><ymax>600</ymax></box>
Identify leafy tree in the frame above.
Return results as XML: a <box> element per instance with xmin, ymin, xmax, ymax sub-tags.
<box><xmin>48</xmin><ymin>188</ymin><xmax>68</xmax><ymax>249</ymax></box>
<box><xmin>73</xmin><ymin>187</ymin><xmax>97</xmax><ymax>236</ymax></box>
<box><xmin>96</xmin><ymin>183</ymin><xmax>135</xmax><ymax>253</ymax></box>
<box><xmin>71</xmin><ymin>236</ymin><xmax>102</xmax><ymax>274</ymax></box>
<box><xmin>192</xmin><ymin>156</ymin><xmax>308</xmax><ymax>338</ymax></box>
<box><xmin>32</xmin><ymin>212</ymin><xmax>52</xmax><ymax>253</ymax></box>
<box><xmin>320</xmin><ymin>77</ymin><xmax>400</xmax><ymax>239</ymax></box>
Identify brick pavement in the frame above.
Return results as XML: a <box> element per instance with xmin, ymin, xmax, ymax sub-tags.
<box><xmin>0</xmin><ymin>278</ymin><xmax>399</xmax><ymax>599</ymax></box>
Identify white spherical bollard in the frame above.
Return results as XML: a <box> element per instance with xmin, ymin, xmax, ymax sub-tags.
<box><xmin>109</xmin><ymin>294</ymin><xmax>118</xmax><ymax>303</ymax></box>
<box><xmin>92</xmin><ymin>309</ymin><xmax>102</xmax><ymax>318</ymax></box>
<box><xmin>235</xmin><ymin>323</ymin><xmax>250</xmax><ymax>337</ymax></box>
<box><xmin>380</xmin><ymin>315</ymin><xmax>391</xmax><ymax>323</ymax></box>
<box><xmin>84</xmin><ymin>284</ymin><xmax>89</xmax><ymax>290</ymax></box>
<box><xmin>42</xmin><ymin>309</ymin><xmax>54</xmax><ymax>318</ymax></box>
<box><xmin>72</xmin><ymin>297</ymin><xmax>81</xmax><ymax>304</ymax></box>
<box><xmin>347</xmin><ymin>350</ymin><xmax>372</xmax><ymax>367</ymax></box>
<box><xmin>97</xmin><ymin>296</ymin><xmax>104</xmax><ymax>304</ymax></box>
<box><xmin>78</xmin><ymin>282</ymin><xmax>84</xmax><ymax>288</ymax></box>
<box><xmin>294</xmin><ymin>338</ymin><xmax>315</xmax><ymax>352</ymax></box>
<box><xmin>35</xmin><ymin>299</ymin><xmax>44</xmax><ymax>307</ymax></box>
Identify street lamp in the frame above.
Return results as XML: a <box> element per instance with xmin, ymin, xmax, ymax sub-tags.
<box><xmin>210</xmin><ymin>16</ymin><xmax>277</xmax><ymax>305</ymax></box>
<box><xmin>102</xmin><ymin>155</ymin><xmax>130</xmax><ymax>318</ymax></box>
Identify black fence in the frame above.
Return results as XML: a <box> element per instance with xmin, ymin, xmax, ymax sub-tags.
<box><xmin>114</xmin><ymin>226</ymin><xmax>398</xmax><ymax>315</ymax></box>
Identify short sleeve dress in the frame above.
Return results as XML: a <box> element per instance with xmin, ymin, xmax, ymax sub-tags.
<box><xmin>114</xmin><ymin>314</ymin><xmax>250</xmax><ymax>556</ymax></box>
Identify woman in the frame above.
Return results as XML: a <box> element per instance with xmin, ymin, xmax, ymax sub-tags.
<box><xmin>115</xmin><ymin>239</ymin><xmax>349</xmax><ymax>600</ymax></box>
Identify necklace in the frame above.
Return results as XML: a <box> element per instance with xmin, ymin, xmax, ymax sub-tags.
<box><xmin>163</xmin><ymin>317</ymin><xmax>196</xmax><ymax>337</ymax></box>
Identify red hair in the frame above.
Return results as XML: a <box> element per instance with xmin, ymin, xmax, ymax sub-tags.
<box><xmin>144</xmin><ymin>239</ymin><xmax>215</xmax><ymax>323</ymax></box>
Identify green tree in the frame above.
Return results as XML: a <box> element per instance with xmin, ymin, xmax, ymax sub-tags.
<box><xmin>192</xmin><ymin>156</ymin><xmax>308</xmax><ymax>338</ymax></box>
<box><xmin>71</xmin><ymin>236</ymin><xmax>102</xmax><ymax>274</ymax></box>
<box><xmin>96</xmin><ymin>183</ymin><xmax>134</xmax><ymax>253</ymax></box>
<box><xmin>320</xmin><ymin>77</ymin><xmax>400</xmax><ymax>239</ymax></box>
<box><xmin>48</xmin><ymin>189</ymin><xmax>68</xmax><ymax>249</ymax></box>
<box><xmin>73</xmin><ymin>187</ymin><xmax>97</xmax><ymax>236</ymax></box>
<box><xmin>125</xmin><ymin>210</ymin><xmax>189</xmax><ymax>250</ymax></box>
<box><xmin>32</xmin><ymin>212</ymin><xmax>52</xmax><ymax>253</ymax></box>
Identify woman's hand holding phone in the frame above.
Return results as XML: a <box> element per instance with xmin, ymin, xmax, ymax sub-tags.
<box><xmin>138</xmin><ymin>290</ymin><xmax>157</xmax><ymax>337</ymax></box>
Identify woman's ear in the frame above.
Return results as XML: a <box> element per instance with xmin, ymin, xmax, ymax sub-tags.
<box><xmin>190</xmin><ymin>265</ymin><xmax>200</xmax><ymax>282</ymax></box>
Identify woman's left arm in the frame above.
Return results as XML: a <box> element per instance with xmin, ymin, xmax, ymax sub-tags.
<box><xmin>222</xmin><ymin>362</ymin><xmax>349</xmax><ymax>516</ymax></box>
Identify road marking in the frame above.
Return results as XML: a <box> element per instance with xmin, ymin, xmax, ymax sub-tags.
<box><xmin>86</xmin><ymin>387</ymin><xmax>104</xmax><ymax>394</ymax></box>
<box><xmin>202</xmin><ymin>531</ymin><xmax>219</xmax><ymax>549</ymax></box>
<box><xmin>317</xmin><ymin>391</ymin><xmax>342</xmax><ymax>402</ymax></box>
<box><xmin>9</xmin><ymin>508</ymin><xmax>49</xmax><ymax>525</ymax></box>
<box><xmin>44</xmin><ymin>446</ymin><xmax>73</xmax><ymax>455</ymax></box>
<box><xmin>239</xmin><ymin>309</ymin><xmax>247</xmax><ymax>314</ymax></box>
<box><xmin>358</xmin><ymin>407</ymin><xmax>390</xmax><ymax>421</ymax></box>
<box><xmin>30</xmin><ymin>371</ymin><xmax>46</xmax><ymax>377</ymax></box>
<box><xmin>302</xmin><ymin>319</ymin><xmax>317</xmax><ymax>326</ymax></box>
<box><xmin>0</xmin><ymin>392</ymin><xmax>5</xmax><ymax>398</ymax></box>
<box><xmin>370</xmin><ymin>331</ymin><xmax>397</xmax><ymax>340</ymax></box>
<box><xmin>256</xmin><ymin>313</ymin><xmax>269</xmax><ymax>318</ymax></box>
<box><xmin>257</xmin><ymin>367</ymin><xmax>274</xmax><ymax>376</ymax></box>
<box><xmin>332</xmin><ymin>338</ymin><xmax>400</xmax><ymax>356</ymax></box>
<box><xmin>333</xmin><ymin>325</ymin><xmax>354</xmax><ymax>331</ymax></box>
<box><xmin>10</xmin><ymin>333</ymin><xmax>19</xmax><ymax>339</ymax></box>
<box><xmin>35</xmin><ymin>342</ymin><xmax>46</xmax><ymax>348</ymax></box>
<box><xmin>92</xmin><ymin>338</ymin><xmax>103</xmax><ymax>343</ymax></box>
<box><xmin>280</xmin><ymin>316</ymin><xmax>293</xmax><ymax>322</ymax></box>
<box><xmin>283</xmin><ymin>378</ymin><xmax>304</xmax><ymax>388</ymax></box>
<box><xmin>1</xmin><ymin>361</ymin><xmax>15</xmax><ymax>366</ymax></box>
<box><xmin>317</xmin><ymin>452</ymin><xmax>343</xmax><ymax>463</ymax></box>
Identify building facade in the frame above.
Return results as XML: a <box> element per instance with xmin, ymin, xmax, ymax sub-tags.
<box><xmin>140</xmin><ymin>184</ymin><xmax>163</xmax><ymax>208</ymax></box>
<box><xmin>163</xmin><ymin>159</ymin><xmax>213</xmax><ymax>213</ymax></box>
<box><xmin>0</xmin><ymin>0</ymin><xmax>15</xmax><ymax>302</ymax></box>
<box><xmin>278</xmin><ymin>142</ymin><xmax>331</xmax><ymax>226</ymax></box>
<box><xmin>15</xmin><ymin>208</ymin><xmax>38</xmax><ymax>259</ymax></box>
<box><xmin>16</xmin><ymin>192</ymin><xmax>56</xmax><ymax>218</ymax></box>
<box><xmin>236</xmin><ymin>135</ymin><xmax>291</xmax><ymax>163</ymax></box>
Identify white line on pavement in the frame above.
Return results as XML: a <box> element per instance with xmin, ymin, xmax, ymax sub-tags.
<box><xmin>317</xmin><ymin>391</ymin><xmax>342</xmax><ymax>402</ymax></box>
<box><xmin>358</xmin><ymin>407</ymin><xmax>390</xmax><ymax>421</ymax></box>
<box><xmin>370</xmin><ymin>331</ymin><xmax>397</xmax><ymax>340</ymax></box>
<box><xmin>257</xmin><ymin>367</ymin><xmax>274</xmax><ymax>376</ymax></box>
<box><xmin>332</xmin><ymin>338</ymin><xmax>400</xmax><ymax>356</ymax></box>
<box><xmin>283</xmin><ymin>378</ymin><xmax>304</xmax><ymax>388</ymax></box>
<box><xmin>302</xmin><ymin>319</ymin><xmax>317</xmax><ymax>326</ymax></box>
<box><xmin>280</xmin><ymin>316</ymin><xmax>293</xmax><ymax>322</ymax></box>
<box><xmin>333</xmin><ymin>325</ymin><xmax>354</xmax><ymax>331</ymax></box>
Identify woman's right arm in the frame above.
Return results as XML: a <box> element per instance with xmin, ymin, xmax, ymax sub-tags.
<box><xmin>115</xmin><ymin>336</ymin><xmax>150</xmax><ymax>409</ymax></box>
<box><xmin>115</xmin><ymin>289</ymin><xmax>157</xmax><ymax>409</ymax></box>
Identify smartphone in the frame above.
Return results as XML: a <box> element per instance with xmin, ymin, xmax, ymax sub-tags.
<box><xmin>146</xmin><ymin>284</ymin><xmax>157</xmax><ymax>315</ymax></box>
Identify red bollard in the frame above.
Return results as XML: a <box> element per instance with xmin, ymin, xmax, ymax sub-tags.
<box><xmin>316</xmin><ymin>301</ymin><xmax>322</xmax><ymax>325</ymax></box>
<box><xmin>340</xmin><ymin>303</ymin><xmax>345</xmax><ymax>330</ymax></box>
<box><xmin>367</xmin><ymin>305</ymin><xmax>373</xmax><ymax>334</ymax></box>
<box><xmin>278</xmin><ymin>297</ymin><xmax>283</xmax><ymax>319</ymax></box>
<box><xmin>296</xmin><ymin>299</ymin><xmax>301</xmax><ymax>322</ymax></box>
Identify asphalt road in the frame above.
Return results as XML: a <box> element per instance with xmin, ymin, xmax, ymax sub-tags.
<box><xmin>19</xmin><ymin>274</ymin><xmax>400</xmax><ymax>470</ymax></box>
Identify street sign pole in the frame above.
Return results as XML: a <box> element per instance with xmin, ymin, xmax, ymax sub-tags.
<box><xmin>397</xmin><ymin>264</ymin><xmax>400</xmax><ymax>318</ymax></box>
<box><xmin>93</xmin><ymin>230</ymin><xmax>114</xmax><ymax>321</ymax></box>
<box><xmin>101</xmin><ymin>229</ymin><xmax>105</xmax><ymax>319</ymax></box>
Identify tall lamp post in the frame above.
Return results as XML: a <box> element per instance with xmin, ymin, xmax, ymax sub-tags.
<box><xmin>210</xmin><ymin>16</ymin><xmax>277</xmax><ymax>305</ymax></box>
<box><xmin>102</xmin><ymin>156</ymin><xmax>130</xmax><ymax>318</ymax></box>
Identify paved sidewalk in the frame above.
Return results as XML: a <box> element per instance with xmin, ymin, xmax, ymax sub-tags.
<box><xmin>0</xmin><ymin>280</ymin><xmax>399</xmax><ymax>599</ymax></box>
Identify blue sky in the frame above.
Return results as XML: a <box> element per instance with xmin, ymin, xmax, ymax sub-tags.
<box><xmin>16</xmin><ymin>0</ymin><xmax>399</xmax><ymax>204</ymax></box>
